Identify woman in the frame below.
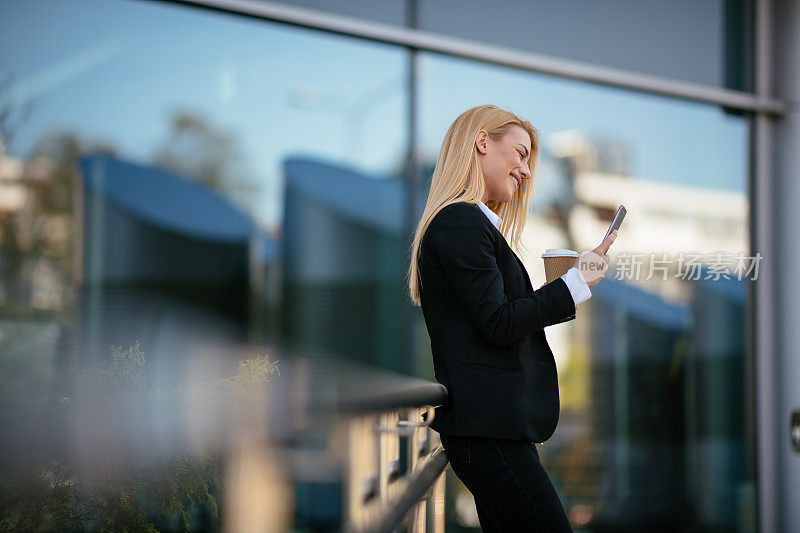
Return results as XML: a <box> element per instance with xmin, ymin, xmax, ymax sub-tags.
<box><xmin>407</xmin><ymin>105</ymin><xmax>616</xmax><ymax>532</ymax></box>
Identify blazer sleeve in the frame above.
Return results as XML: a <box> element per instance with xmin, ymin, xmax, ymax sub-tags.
<box><xmin>426</xmin><ymin>205</ymin><xmax>577</xmax><ymax>346</ymax></box>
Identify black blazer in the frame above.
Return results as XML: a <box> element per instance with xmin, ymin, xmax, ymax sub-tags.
<box><xmin>418</xmin><ymin>202</ymin><xmax>576</xmax><ymax>442</ymax></box>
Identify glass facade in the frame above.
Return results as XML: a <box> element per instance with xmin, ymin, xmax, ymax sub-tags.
<box><xmin>249</xmin><ymin>0</ymin><xmax>754</xmax><ymax>90</ymax></box>
<box><xmin>1</xmin><ymin>1</ymin><xmax>412</xmax><ymax>529</ymax></box>
<box><xmin>0</xmin><ymin>0</ymin><xmax>757</xmax><ymax>531</ymax></box>
<box><xmin>416</xmin><ymin>0</ymin><xmax>753</xmax><ymax>91</ymax></box>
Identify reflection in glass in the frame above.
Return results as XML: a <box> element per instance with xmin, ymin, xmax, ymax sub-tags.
<box><xmin>0</xmin><ymin>0</ymin><xmax>410</xmax><ymax>362</ymax></box>
<box><xmin>0</xmin><ymin>0</ymin><xmax>409</xmax><ymax>530</ymax></box>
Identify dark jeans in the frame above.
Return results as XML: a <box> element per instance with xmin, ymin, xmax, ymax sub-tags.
<box><xmin>439</xmin><ymin>434</ymin><xmax>573</xmax><ymax>532</ymax></box>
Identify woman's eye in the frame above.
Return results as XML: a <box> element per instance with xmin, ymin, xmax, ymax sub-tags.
<box><xmin>518</xmin><ymin>151</ymin><xmax>524</xmax><ymax>159</ymax></box>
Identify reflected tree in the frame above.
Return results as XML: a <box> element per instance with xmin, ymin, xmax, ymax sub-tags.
<box><xmin>0</xmin><ymin>127</ymin><xmax>116</xmax><ymax>313</ymax></box>
<box><xmin>153</xmin><ymin>110</ymin><xmax>255</xmax><ymax>202</ymax></box>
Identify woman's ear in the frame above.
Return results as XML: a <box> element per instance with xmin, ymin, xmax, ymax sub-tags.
<box><xmin>475</xmin><ymin>130</ymin><xmax>489</xmax><ymax>155</ymax></box>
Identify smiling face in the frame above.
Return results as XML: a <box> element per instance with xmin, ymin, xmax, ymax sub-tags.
<box><xmin>475</xmin><ymin>124</ymin><xmax>532</xmax><ymax>204</ymax></box>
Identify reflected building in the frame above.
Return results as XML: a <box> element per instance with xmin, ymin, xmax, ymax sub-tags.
<box><xmin>587</xmin><ymin>277</ymin><xmax>692</xmax><ymax>530</ymax></box>
<box><xmin>64</xmin><ymin>154</ymin><xmax>274</xmax><ymax>385</ymax></box>
<box><xmin>282</xmin><ymin>158</ymin><xmax>408</xmax><ymax>372</ymax></box>
<box><xmin>687</xmin><ymin>272</ymin><xmax>749</xmax><ymax>530</ymax></box>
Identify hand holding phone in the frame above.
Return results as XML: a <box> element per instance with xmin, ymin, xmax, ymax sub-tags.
<box><xmin>568</xmin><ymin>205</ymin><xmax>625</xmax><ymax>291</ymax></box>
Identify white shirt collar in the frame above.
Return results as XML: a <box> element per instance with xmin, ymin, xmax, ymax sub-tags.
<box><xmin>476</xmin><ymin>200</ymin><xmax>502</xmax><ymax>229</ymax></box>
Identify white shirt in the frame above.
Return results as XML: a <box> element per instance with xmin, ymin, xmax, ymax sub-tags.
<box><xmin>476</xmin><ymin>200</ymin><xmax>591</xmax><ymax>307</ymax></box>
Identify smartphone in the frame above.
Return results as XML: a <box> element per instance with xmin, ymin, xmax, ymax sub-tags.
<box><xmin>604</xmin><ymin>205</ymin><xmax>626</xmax><ymax>243</ymax></box>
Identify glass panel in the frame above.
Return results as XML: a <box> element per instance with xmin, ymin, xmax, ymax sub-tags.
<box><xmin>417</xmin><ymin>0</ymin><xmax>752</xmax><ymax>90</ymax></box>
<box><xmin>0</xmin><ymin>0</ymin><xmax>410</xmax><ymax>368</ymax></box>
<box><xmin>417</xmin><ymin>52</ymin><xmax>754</xmax><ymax>531</ymax></box>
<box><xmin>0</xmin><ymin>0</ymin><xmax>409</xmax><ymax>530</ymax></box>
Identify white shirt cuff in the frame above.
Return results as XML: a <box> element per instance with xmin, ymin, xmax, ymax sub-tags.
<box><xmin>561</xmin><ymin>266</ymin><xmax>591</xmax><ymax>307</ymax></box>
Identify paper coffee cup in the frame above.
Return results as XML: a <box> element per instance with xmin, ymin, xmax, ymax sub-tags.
<box><xmin>541</xmin><ymin>249</ymin><xmax>579</xmax><ymax>284</ymax></box>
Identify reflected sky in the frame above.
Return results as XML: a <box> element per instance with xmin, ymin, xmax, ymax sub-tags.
<box><xmin>417</xmin><ymin>53</ymin><xmax>748</xmax><ymax>193</ymax></box>
<box><xmin>1</xmin><ymin>0</ymin><xmax>747</xmax><ymax>235</ymax></box>
<box><xmin>0</xmin><ymin>0</ymin><xmax>409</xmax><ymax>230</ymax></box>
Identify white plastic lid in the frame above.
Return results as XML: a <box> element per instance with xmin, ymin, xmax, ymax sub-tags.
<box><xmin>541</xmin><ymin>248</ymin><xmax>579</xmax><ymax>258</ymax></box>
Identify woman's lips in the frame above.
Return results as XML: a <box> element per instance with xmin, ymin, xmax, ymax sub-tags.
<box><xmin>510</xmin><ymin>174</ymin><xmax>519</xmax><ymax>188</ymax></box>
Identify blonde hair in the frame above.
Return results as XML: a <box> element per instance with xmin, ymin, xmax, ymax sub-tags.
<box><xmin>407</xmin><ymin>104</ymin><xmax>540</xmax><ymax>306</ymax></box>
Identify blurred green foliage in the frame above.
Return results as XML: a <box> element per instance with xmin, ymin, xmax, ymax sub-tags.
<box><xmin>0</xmin><ymin>342</ymin><xmax>278</xmax><ymax>532</ymax></box>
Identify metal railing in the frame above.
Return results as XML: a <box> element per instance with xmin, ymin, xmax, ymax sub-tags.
<box><xmin>268</xmin><ymin>353</ymin><xmax>451</xmax><ymax>532</ymax></box>
<box><xmin>340</xmin><ymin>405</ymin><xmax>448</xmax><ymax>533</ymax></box>
<box><xmin>0</xmin><ymin>334</ymin><xmax>451</xmax><ymax>531</ymax></box>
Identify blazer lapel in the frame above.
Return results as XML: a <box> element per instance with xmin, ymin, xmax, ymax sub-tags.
<box><xmin>509</xmin><ymin>247</ymin><xmax>534</xmax><ymax>293</ymax></box>
<box><xmin>488</xmin><ymin>223</ymin><xmax>534</xmax><ymax>294</ymax></box>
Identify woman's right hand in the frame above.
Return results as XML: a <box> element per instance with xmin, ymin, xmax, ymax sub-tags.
<box><xmin>575</xmin><ymin>230</ymin><xmax>618</xmax><ymax>288</ymax></box>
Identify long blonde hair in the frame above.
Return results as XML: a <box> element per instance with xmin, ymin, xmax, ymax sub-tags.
<box><xmin>407</xmin><ymin>104</ymin><xmax>540</xmax><ymax>306</ymax></box>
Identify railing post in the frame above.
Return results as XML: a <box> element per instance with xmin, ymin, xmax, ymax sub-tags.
<box><xmin>425</xmin><ymin>430</ymin><xmax>445</xmax><ymax>533</ymax></box>
<box><xmin>377</xmin><ymin>411</ymin><xmax>400</xmax><ymax>505</ymax></box>
<box><xmin>408</xmin><ymin>407</ymin><xmax>425</xmax><ymax>533</ymax></box>
<box><xmin>341</xmin><ymin>400</ymin><xmax>447</xmax><ymax>533</ymax></box>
